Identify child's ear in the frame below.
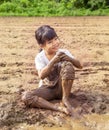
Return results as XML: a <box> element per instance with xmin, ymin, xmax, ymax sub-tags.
<box><xmin>39</xmin><ymin>44</ymin><xmax>46</xmax><ymax>49</ymax></box>
<box><xmin>39</xmin><ymin>44</ymin><xmax>43</xmax><ymax>48</ymax></box>
<box><xmin>40</xmin><ymin>44</ymin><xmax>44</xmax><ymax>48</ymax></box>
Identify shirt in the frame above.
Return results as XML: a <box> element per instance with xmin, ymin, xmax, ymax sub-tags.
<box><xmin>35</xmin><ymin>49</ymin><xmax>75</xmax><ymax>87</ymax></box>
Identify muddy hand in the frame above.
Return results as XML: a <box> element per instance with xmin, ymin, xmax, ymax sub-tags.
<box><xmin>49</xmin><ymin>54</ymin><xmax>61</xmax><ymax>65</ymax></box>
<box><xmin>50</xmin><ymin>52</ymin><xmax>66</xmax><ymax>64</ymax></box>
<box><xmin>60</xmin><ymin>54</ymin><xmax>72</xmax><ymax>62</ymax></box>
<box><xmin>56</xmin><ymin>51</ymin><xmax>65</xmax><ymax>57</ymax></box>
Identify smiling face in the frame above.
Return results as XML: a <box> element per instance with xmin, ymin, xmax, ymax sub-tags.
<box><xmin>35</xmin><ymin>25</ymin><xmax>61</xmax><ymax>55</ymax></box>
<box><xmin>41</xmin><ymin>36</ymin><xmax>60</xmax><ymax>55</ymax></box>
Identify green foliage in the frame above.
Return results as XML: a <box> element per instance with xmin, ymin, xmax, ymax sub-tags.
<box><xmin>73</xmin><ymin>0</ymin><xmax>106</xmax><ymax>10</ymax></box>
<box><xmin>73</xmin><ymin>0</ymin><xmax>85</xmax><ymax>8</ymax></box>
<box><xmin>0</xmin><ymin>0</ymin><xmax>11</xmax><ymax>4</ymax></box>
<box><xmin>0</xmin><ymin>2</ymin><xmax>17</xmax><ymax>12</ymax></box>
<box><xmin>88</xmin><ymin>0</ymin><xmax>106</xmax><ymax>11</ymax></box>
<box><xmin>19</xmin><ymin>0</ymin><xmax>30</xmax><ymax>8</ymax></box>
<box><xmin>0</xmin><ymin>0</ymin><xmax>109</xmax><ymax>16</ymax></box>
<box><xmin>105</xmin><ymin>0</ymin><xmax>109</xmax><ymax>6</ymax></box>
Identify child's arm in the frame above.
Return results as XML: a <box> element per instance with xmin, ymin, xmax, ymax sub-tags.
<box><xmin>69</xmin><ymin>58</ymin><xmax>83</xmax><ymax>69</ymax></box>
<box><xmin>38</xmin><ymin>52</ymin><xmax>64</xmax><ymax>79</ymax></box>
<box><xmin>38</xmin><ymin>65</ymin><xmax>52</xmax><ymax>79</ymax></box>
<box><xmin>61</xmin><ymin>54</ymin><xmax>83</xmax><ymax>69</ymax></box>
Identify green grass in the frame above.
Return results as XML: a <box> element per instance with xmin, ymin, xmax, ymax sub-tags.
<box><xmin>0</xmin><ymin>8</ymin><xmax>109</xmax><ymax>16</ymax></box>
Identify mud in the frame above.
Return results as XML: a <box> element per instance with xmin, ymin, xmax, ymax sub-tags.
<box><xmin>0</xmin><ymin>17</ymin><xmax>109</xmax><ymax>130</ymax></box>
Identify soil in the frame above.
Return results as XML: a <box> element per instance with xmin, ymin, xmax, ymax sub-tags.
<box><xmin>0</xmin><ymin>17</ymin><xmax>109</xmax><ymax>130</ymax></box>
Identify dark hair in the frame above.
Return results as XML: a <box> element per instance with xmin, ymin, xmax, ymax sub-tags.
<box><xmin>35</xmin><ymin>25</ymin><xmax>57</xmax><ymax>45</ymax></box>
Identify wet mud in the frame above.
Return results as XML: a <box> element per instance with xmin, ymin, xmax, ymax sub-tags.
<box><xmin>0</xmin><ymin>17</ymin><xmax>109</xmax><ymax>130</ymax></box>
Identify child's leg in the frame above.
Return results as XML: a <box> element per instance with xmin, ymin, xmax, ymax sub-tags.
<box><xmin>62</xmin><ymin>79</ymin><xmax>74</xmax><ymax>113</ymax></box>
<box><xmin>21</xmin><ymin>87</ymin><xmax>68</xmax><ymax>114</ymax></box>
<box><xmin>60</xmin><ymin>61</ymin><xmax>75</xmax><ymax>114</ymax></box>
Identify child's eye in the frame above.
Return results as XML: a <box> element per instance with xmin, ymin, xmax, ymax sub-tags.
<box><xmin>47</xmin><ymin>37</ymin><xmax>58</xmax><ymax>44</ymax></box>
<box><xmin>48</xmin><ymin>41</ymin><xmax>52</xmax><ymax>44</ymax></box>
<box><xmin>54</xmin><ymin>37</ymin><xmax>58</xmax><ymax>40</ymax></box>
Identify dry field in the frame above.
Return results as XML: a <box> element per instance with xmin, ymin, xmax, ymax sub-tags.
<box><xmin>0</xmin><ymin>17</ymin><xmax>109</xmax><ymax>130</ymax></box>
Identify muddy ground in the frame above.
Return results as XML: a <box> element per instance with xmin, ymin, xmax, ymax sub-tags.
<box><xmin>0</xmin><ymin>17</ymin><xmax>109</xmax><ymax>130</ymax></box>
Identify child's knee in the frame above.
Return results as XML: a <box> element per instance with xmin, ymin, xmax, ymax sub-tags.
<box><xmin>21</xmin><ymin>91</ymin><xmax>33</xmax><ymax>106</ymax></box>
<box><xmin>21</xmin><ymin>91</ymin><xmax>30</xmax><ymax>104</ymax></box>
<box><xmin>21</xmin><ymin>91</ymin><xmax>39</xmax><ymax>107</ymax></box>
<box><xmin>60</xmin><ymin>61</ymin><xmax>75</xmax><ymax>80</ymax></box>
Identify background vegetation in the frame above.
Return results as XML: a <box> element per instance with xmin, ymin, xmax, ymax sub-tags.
<box><xmin>0</xmin><ymin>0</ymin><xmax>109</xmax><ymax>16</ymax></box>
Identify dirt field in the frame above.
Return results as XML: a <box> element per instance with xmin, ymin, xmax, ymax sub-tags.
<box><xmin>0</xmin><ymin>17</ymin><xmax>109</xmax><ymax>130</ymax></box>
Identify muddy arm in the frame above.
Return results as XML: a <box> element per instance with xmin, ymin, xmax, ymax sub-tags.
<box><xmin>38</xmin><ymin>63</ymin><xmax>56</xmax><ymax>79</ymax></box>
<box><xmin>61</xmin><ymin>54</ymin><xmax>83</xmax><ymax>69</ymax></box>
<box><xmin>38</xmin><ymin>53</ymin><xmax>62</xmax><ymax>79</ymax></box>
<box><xmin>70</xmin><ymin>58</ymin><xmax>83</xmax><ymax>69</ymax></box>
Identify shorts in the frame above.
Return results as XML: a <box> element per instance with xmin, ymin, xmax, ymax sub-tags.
<box><xmin>22</xmin><ymin>61</ymin><xmax>75</xmax><ymax>106</ymax></box>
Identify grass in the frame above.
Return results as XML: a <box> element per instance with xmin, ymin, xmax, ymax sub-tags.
<box><xmin>0</xmin><ymin>8</ymin><xmax>109</xmax><ymax>16</ymax></box>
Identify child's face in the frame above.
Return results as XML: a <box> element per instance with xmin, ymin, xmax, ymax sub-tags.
<box><xmin>42</xmin><ymin>37</ymin><xmax>60</xmax><ymax>54</ymax></box>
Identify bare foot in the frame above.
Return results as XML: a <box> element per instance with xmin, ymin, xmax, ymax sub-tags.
<box><xmin>62</xmin><ymin>97</ymin><xmax>72</xmax><ymax>114</ymax></box>
<box><xmin>62</xmin><ymin>97</ymin><xmax>81</xmax><ymax>119</ymax></box>
<box><xmin>58</xmin><ymin>106</ymin><xmax>70</xmax><ymax>115</ymax></box>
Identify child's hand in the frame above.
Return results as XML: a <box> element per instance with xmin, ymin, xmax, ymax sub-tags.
<box><xmin>56</xmin><ymin>52</ymin><xmax>71</xmax><ymax>61</ymax></box>
<box><xmin>60</xmin><ymin>54</ymin><xmax>72</xmax><ymax>62</ymax></box>
<box><xmin>56</xmin><ymin>51</ymin><xmax>65</xmax><ymax>57</ymax></box>
<box><xmin>51</xmin><ymin>52</ymin><xmax>66</xmax><ymax>64</ymax></box>
<box><xmin>60</xmin><ymin>55</ymin><xmax>83</xmax><ymax>69</ymax></box>
<box><xmin>51</xmin><ymin>55</ymin><xmax>60</xmax><ymax>64</ymax></box>
<box><xmin>49</xmin><ymin>52</ymin><xmax>63</xmax><ymax>65</ymax></box>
